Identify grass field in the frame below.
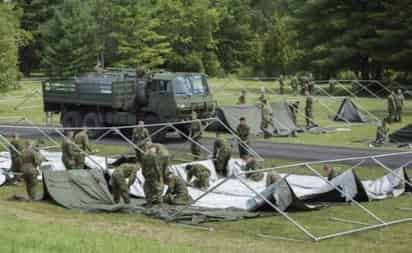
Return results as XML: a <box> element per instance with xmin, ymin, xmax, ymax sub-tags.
<box><xmin>0</xmin><ymin>77</ymin><xmax>410</xmax><ymax>149</ymax></box>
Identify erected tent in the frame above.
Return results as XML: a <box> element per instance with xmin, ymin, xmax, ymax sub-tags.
<box><xmin>271</xmin><ymin>101</ymin><xmax>299</xmax><ymax>136</ymax></box>
<box><xmin>390</xmin><ymin>124</ymin><xmax>412</xmax><ymax>143</ymax></box>
<box><xmin>334</xmin><ymin>98</ymin><xmax>367</xmax><ymax>123</ymax></box>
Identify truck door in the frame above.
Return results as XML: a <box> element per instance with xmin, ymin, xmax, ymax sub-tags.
<box><xmin>147</xmin><ymin>80</ymin><xmax>176</xmax><ymax>120</ymax></box>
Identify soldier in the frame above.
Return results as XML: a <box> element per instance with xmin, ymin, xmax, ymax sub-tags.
<box><xmin>329</xmin><ymin>79</ymin><xmax>337</xmax><ymax>94</ymax></box>
<box><xmin>374</xmin><ymin>119</ymin><xmax>389</xmax><ymax>146</ymax></box>
<box><xmin>132</xmin><ymin>120</ymin><xmax>151</xmax><ymax>162</ymax></box>
<box><xmin>266</xmin><ymin>172</ymin><xmax>282</xmax><ymax>187</ymax></box>
<box><xmin>305</xmin><ymin>91</ymin><xmax>314</xmax><ymax>128</ymax></box>
<box><xmin>289</xmin><ymin>101</ymin><xmax>300</xmax><ymax>125</ymax></box>
<box><xmin>74</xmin><ymin>128</ymin><xmax>92</xmax><ymax>169</ymax></box>
<box><xmin>9</xmin><ymin>133</ymin><xmax>25</xmax><ymax>177</ymax></box>
<box><xmin>258</xmin><ymin>87</ymin><xmax>266</xmax><ymax>104</ymax></box>
<box><xmin>142</xmin><ymin>146</ymin><xmax>164</xmax><ymax>207</ymax></box>
<box><xmin>163</xmin><ymin>172</ymin><xmax>192</xmax><ymax>205</ymax></box>
<box><xmin>387</xmin><ymin>91</ymin><xmax>397</xmax><ymax>123</ymax></box>
<box><xmin>307</xmin><ymin>74</ymin><xmax>315</xmax><ymax>94</ymax></box>
<box><xmin>21</xmin><ymin>142</ymin><xmax>41</xmax><ymax>200</ymax></box>
<box><xmin>236</xmin><ymin>117</ymin><xmax>250</xmax><ymax>157</ymax></box>
<box><xmin>394</xmin><ymin>89</ymin><xmax>404</xmax><ymax>122</ymax></box>
<box><xmin>261</xmin><ymin>99</ymin><xmax>273</xmax><ymax>138</ymax></box>
<box><xmin>61</xmin><ymin>131</ymin><xmax>77</xmax><ymax>170</ymax></box>
<box><xmin>213</xmin><ymin>136</ymin><xmax>232</xmax><ymax>177</ymax></box>
<box><xmin>291</xmin><ymin>76</ymin><xmax>299</xmax><ymax>96</ymax></box>
<box><xmin>237</xmin><ymin>89</ymin><xmax>247</xmax><ymax>105</ymax></box>
<box><xmin>323</xmin><ymin>165</ymin><xmax>338</xmax><ymax>181</ymax></box>
<box><xmin>185</xmin><ymin>164</ymin><xmax>210</xmax><ymax>190</ymax></box>
<box><xmin>111</xmin><ymin>163</ymin><xmax>139</xmax><ymax>204</ymax></box>
<box><xmin>147</xmin><ymin>142</ymin><xmax>170</xmax><ymax>181</ymax></box>
<box><xmin>279</xmin><ymin>75</ymin><xmax>285</xmax><ymax>95</ymax></box>
<box><xmin>242</xmin><ymin>156</ymin><xmax>264</xmax><ymax>182</ymax></box>
<box><xmin>189</xmin><ymin>111</ymin><xmax>202</xmax><ymax>160</ymax></box>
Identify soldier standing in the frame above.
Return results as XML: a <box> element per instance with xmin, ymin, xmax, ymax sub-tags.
<box><xmin>74</xmin><ymin>128</ymin><xmax>92</xmax><ymax>169</ymax></box>
<box><xmin>279</xmin><ymin>75</ymin><xmax>285</xmax><ymax>95</ymax></box>
<box><xmin>62</xmin><ymin>131</ymin><xmax>77</xmax><ymax>170</ymax></box>
<box><xmin>142</xmin><ymin>146</ymin><xmax>164</xmax><ymax>207</ymax></box>
<box><xmin>289</xmin><ymin>101</ymin><xmax>300</xmax><ymax>125</ymax></box>
<box><xmin>394</xmin><ymin>89</ymin><xmax>404</xmax><ymax>122</ymax></box>
<box><xmin>387</xmin><ymin>91</ymin><xmax>397</xmax><ymax>123</ymax></box>
<box><xmin>189</xmin><ymin>112</ymin><xmax>202</xmax><ymax>160</ymax></box>
<box><xmin>242</xmin><ymin>156</ymin><xmax>264</xmax><ymax>182</ymax></box>
<box><xmin>111</xmin><ymin>163</ymin><xmax>139</xmax><ymax>204</ymax></box>
<box><xmin>236</xmin><ymin>117</ymin><xmax>250</xmax><ymax>157</ymax></box>
<box><xmin>185</xmin><ymin>164</ymin><xmax>210</xmax><ymax>190</ymax></box>
<box><xmin>261</xmin><ymin>99</ymin><xmax>273</xmax><ymax>138</ymax></box>
<box><xmin>258</xmin><ymin>87</ymin><xmax>266</xmax><ymax>104</ymax></box>
<box><xmin>237</xmin><ymin>89</ymin><xmax>247</xmax><ymax>105</ymax></box>
<box><xmin>9</xmin><ymin>133</ymin><xmax>25</xmax><ymax>177</ymax></box>
<box><xmin>147</xmin><ymin>142</ymin><xmax>170</xmax><ymax>181</ymax></box>
<box><xmin>291</xmin><ymin>76</ymin><xmax>299</xmax><ymax>96</ymax></box>
<box><xmin>305</xmin><ymin>91</ymin><xmax>314</xmax><ymax>128</ymax></box>
<box><xmin>213</xmin><ymin>136</ymin><xmax>232</xmax><ymax>177</ymax></box>
<box><xmin>163</xmin><ymin>172</ymin><xmax>192</xmax><ymax>205</ymax></box>
<box><xmin>132</xmin><ymin>120</ymin><xmax>151</xmax><ymax>162</ymax></box>
<box><xmin>21</xmin><ymin>142</ymin><xmax>41</xmax><ymax>200</ymax></box>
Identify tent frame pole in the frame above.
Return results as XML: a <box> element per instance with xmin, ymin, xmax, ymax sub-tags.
<box><xmin>371</xmin><ymin>157</ymin><xmax>412</xmax><ymax>188</ymax></box>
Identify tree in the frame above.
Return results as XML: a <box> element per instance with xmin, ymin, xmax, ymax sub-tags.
<box><xmin>39</xmin><ymin>0</ymin><xmax>100</xmax><ymax>77</ymax></box>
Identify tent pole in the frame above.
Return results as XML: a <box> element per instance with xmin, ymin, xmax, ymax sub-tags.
<box><xmin>112</xmin><ymin>128</ymin><xmax>145</xmax><ymax>154</ymax></box>
<box><xmin>235</xmin><ymin>175</ymin><xmax>318</xmax><ymax>242</ymax></box>
<box><xmin>92</xmin><ymin>128</ymin><xmax>114</xmax><ymax>144</ymax></box>
<box><xmin>22</xmin><ymin>118</ymin><xmax>60</xmax><ymax>146</ymax></box>
<box><xmin>168</xmin><ymin>123</ymin><xmax>213</xmax><ymax>155</ymax></box>
<box><xmin>371</xmin><ymin>158</ymin><xmax>412</xmax><ymax>188</ymax></box>
<box><xmin>257</xmin><ymin>234</ymin><xmax>306</xmax><ymax>243</ymax></box>
<box><xmin>353</xmin><ymin>80</ymin><xmax>381</xmax><ymax>99</ymax></box>
<box><xmin>304</xmin><ymin>164</ymin><xmax>386</xmax><ymax>224</ymax></box>
<box><xmin>328</xmin><ymin>217</ymin><xmax>372</xmax><ymax>226</ymax></box>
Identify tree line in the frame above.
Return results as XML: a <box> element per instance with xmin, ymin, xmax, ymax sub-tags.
<box><xmin>1</xmin><ymin>0</ymin><xmax>411</xmax><ymax>90</ymax></box>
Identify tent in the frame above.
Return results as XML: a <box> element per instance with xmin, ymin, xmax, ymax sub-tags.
<box><xmin>334</xmin><ymin>98</ymin><xmax>367</xmax><ymax>123</ymax></box>
<box><xmin>390</xmin><ymin>124</ymin><xmax>412</xmax><ymax>143</ymax></box>
<box><xmin>271</xmin><ymin>101</ymin><xmax>299</xmax><ymax>136</ymax></box>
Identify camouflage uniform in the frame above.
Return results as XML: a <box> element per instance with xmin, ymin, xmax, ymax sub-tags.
<box><xmin>289</xmin><ymin>101</ymin><xmax>299</xmax><ymax>125</ymax></box>
<box><xmin>305</xmin><ymin>94</ymin><xmax>314</xmax><ymax>128</ymax></box>
<box><xmin>21</xmin><ymin>147</ymin><xmax>41</xmax><ymax>200</ymax></box>
<box><xmin>394</xmin><ymin>92</ymin><xmax>404</xmax><ymax>122</ymax></box>
<box><xmin>387</xmin><ymin>93</ymin><xmax>396</xmax><ymax>123</ymax></box>
<box><xmin>375</xmin><ymin>123</ymin><xmax>389</xmax><ymax>145</ymax></box>
<box><xmin>291</xmin><ymin>76</ymin><xmax>299</xmax><ymax>96</ymax></box>
<box><xmin>236</xmin><ymin>123</ymin><xmax>250</xmax><ymax>157</ymax></box>
<box><xmin>164</xmin><ymin>175</ymin><xmax>192</xmax><ymax>205</ymax></box>
<box><xmin>111</xmin><ymin>163</ymin><xmax>139</xmax><ymax>204</ymax></box>
<box><xmin>189</xmin><ymin>118</ymin><xmax>202</xmax><ymax>160</ymax></box>
<box><xmin>261</xmin><ymin>103</ymin><xmax>273</xmax><ymax>138</ymax></box>
<box><xmin>74</xmin><ymin>130</ymin><xmax>92</xmax><ymax>169</ymax></box>
<box><xmin>213</xmin><ymin>138</ymin><xmax>232</xmax><ymax>177</ymax></box>
<box><xmin>186</xmin><ymin>164</ymin><xmax>210</xmax><ymax>190</ymax></box>
<box><xmin>9</xmin><ymin>138</ymin><xmax>25</xmax><ymax>174</ymax></box>
<box><xmin>148</xmin><ymin>143</ymin><xmax>170</xmax><ymax>181</ymax></box>
<box><xmin>142</xmin><ymin>150</ymin><xmax>164</xmax><ymax>206</ymax></box>
<box><xmin>244</xmin><ymin>158</ymin><xmax>264</xmax><ymax>182</ymax></box>
<box><xmin>266</xmin><ymin>173</ymin><xmax>282</xmax><ymax>187</ymax></box>
<box><xmin>62</xmin><ymin>137</ymin><xmax>77</xmax><ymax>170</ymax></box>
<box><xmin>258</xmin><ymin>93</ymin><xmax>266</xmax><ymax>104</ymax></box>
<box><xmin>132</xmin><ymin>126</ymin><xmax>150</xmax><ymax>162</ymax></box>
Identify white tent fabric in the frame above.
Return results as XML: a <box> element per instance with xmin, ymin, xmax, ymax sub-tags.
<box><xmin>362</xmin><ymin>168</ymin><xmax>407</xmax><ymax>199</ymax></box>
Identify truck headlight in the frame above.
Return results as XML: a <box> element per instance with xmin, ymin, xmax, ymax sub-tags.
<box><xmin>177</xmin><ymin>104</ymin><xmax>186</xmax><ymax>109</ymax></box>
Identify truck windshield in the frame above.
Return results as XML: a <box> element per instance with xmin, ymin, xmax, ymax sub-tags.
<box><xmin>173</xmin><ymin>75</ymin><xmax>208</xmax><ymax>96</ymax></box>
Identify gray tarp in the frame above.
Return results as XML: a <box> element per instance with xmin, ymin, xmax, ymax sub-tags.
<box><xmin>390</xmin><ymin>124</ymin><xmax>412</xmax><ymax>143</ymax></box>
<box><xmin>334</xmin><ymin>98</ymin><xmax>367</xmax><ymax>123</ymax></box>
<box><xmin>271</xmin><ymin>101</ymin><xmax>299</xmax><ymax>136</ymax></box>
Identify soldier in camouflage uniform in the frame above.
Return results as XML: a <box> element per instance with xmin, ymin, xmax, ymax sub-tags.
<box><xmin>9</xmin><ymin>133</ymin><xmax>25</xmax><ymax>176</ymax></box>
<box><xmin>147</xmin><ymin>142</ymin><xmax>170</xmax><ymax>182</ymax></box>
<box><xmin>62</xmin><ymin>131</ymin><xmax>77</xmax><ymax>170</ymax></box>
<box><xmin>132</xmin><ymin>120</ymin><xmax>151</xmax><ymax>162</ymax></box>
<box><xmin>189</xmin><ymin>112</ymin><xmax>202</xmax><ymax>160</ymax></box>
<box><xmin>185</xmin><ymin>164</ymin><xmax>210</xmax><ymax>190</ymax></box>
<box><xmin>21</xmin><ymin>142</ymin><xmax>41</xmax><ymax>200</ymax></box>
<box><xmin>394</xmin><ymin>89</ymin><xmax>404</xmax><ymax>122</ymax></box>
<box><xmin>111</xmin><ymin>163</ymin><xmax>140</xmax><ymax>204</ymax></box>
<box><xmin>289</xmin><ymin>101</ymin><xmax>300</xmax><ymax>125</ymax></box>
<box><xmin>236</xmin><ymin>117</ymin><xmax>250</xmax><ymax>157</ymax></box>
<box><xmin>374</xmin><ymin>119</ymin><xmax>389</xmax><ymax>146</ymax></box>
<box><xmin>266</xmin><ymin>172</ymin><xmax>282</xmax><ymax>187</ymax></box>
<box><xmin>142</xmin><ymin>147</ymin><xmax>164</xmax><ymax>206</ymax></box>
<box><xmin>242</xmin><ymin>156</ymin><xmax>264</xmax><ymax>182</ymax></box>
<box><xmin>237</xmin><ymin>89</ymin><xmax>247</xmax><ymax>105</ymax></box>
<box><xmin>74</xmin><ymin>128</ymin><xmax>92</xmax><ymax>169</ymax></box>
<box><xmin>213</xmin><ymin>136</ymin><xmax>232</xmax><ymax>177</ymax></box>
<box><xmin>291</xmin><ymin>76</ymin><xmax>299</xmax><ymax>96</ymax></box>
<box><xmin>260</xmin><ymin>99</ymin><xmax>273</xmax><ymax>138</ymax></box>
<box><xmin>323</xmin><ymin>164</ymin><xmax>339</xmax><ymax>181</ymax></box>
<box><xmin>305</xmin><ymin>91</ymin><xmax>314</xmax><ymax>128</ymax></box>
<box><xmin>163</xmin><ymin>172</ymin><xmax>192</xmax><ymax>205</ymax></box>
<box><xmin>258</xmin><ymin>87</ymin><xmax>266</xmax><ymax>104</ymax></box>
<box><xmin>387</xmin><ymin>91</ymin><xmax>397</xmax><ymax>123</ymax></box>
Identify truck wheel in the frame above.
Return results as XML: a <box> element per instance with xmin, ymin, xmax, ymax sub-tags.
<box><xmin>62</xmin><ymin>111</ymin><xmax>82</xmax><ymax>128</ymax></box>
<box><xmin>145</xmin><ymin>114</ymin><xmax>166</xmax><ymax>143</ymax></box>
<box><xmin>82</xmin><ymin>112</ymin><xmax>102</xmax><ymax>139</ymax></box>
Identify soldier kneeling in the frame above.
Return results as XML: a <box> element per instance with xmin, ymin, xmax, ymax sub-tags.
<box><xmin>185</xmin><ymin>164</ymin><xmax>210</xmax><ymax>190</ymax></box>
<box><xmin>163</xmin><ymin>171</ymin><xmax>192</xmax><ymax>205</ymax></box>
<box><xmin>242</xmin><ymin>156</ymin><xmax>264</xmax><ymax>182</ymax></box>
<box><xmin>111</xmin><ymin>163</ymin><xmax>139</xmax><ymax>204</ymax></box>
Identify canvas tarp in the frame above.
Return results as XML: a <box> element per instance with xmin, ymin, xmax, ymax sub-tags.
<box><xmin>390</xmin><ymin>124</ymin><xmax>412</xmax><ymax>143</ymax></box>
<box><xmin>334</xmin><ymin>98</ymin><xmax>367</xmax><ymax>123</ymax></box>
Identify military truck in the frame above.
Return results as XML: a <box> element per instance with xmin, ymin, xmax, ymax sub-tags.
<box><xmin>42</xmin><ymin>69</ymin><xmax>215</xmax><ymax>140</ymax></box>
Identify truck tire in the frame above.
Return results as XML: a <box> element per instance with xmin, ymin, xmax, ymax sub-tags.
<box><xmin>62</xmin><ymin>111</ymin><xmax>82</xmax><ymax>128</ymax></box>
<box><xmin>145</xmin><ymin>113</ymin><xmax>166</xmax><ymax>143</ymax></box>
<box><xmin>82</xmin><ymin>112</ymin><xmax>102</xmax><ymax>139</ymax></box>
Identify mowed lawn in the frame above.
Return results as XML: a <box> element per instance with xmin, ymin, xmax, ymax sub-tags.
<box><xmin>0</xmin><ymin>155</ymin><xmax>411</xmax><ymax>253</ymax></box>
<box><xmin>1</xmin><ymin>77</ymin><xmax>411</xmax><ymax>149</ymax></box>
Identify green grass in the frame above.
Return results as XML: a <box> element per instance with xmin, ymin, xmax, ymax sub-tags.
<box><xmin>1</xmin><ymin>157</ymin><xmax>412</xmax><ymax>253</ymax></box>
